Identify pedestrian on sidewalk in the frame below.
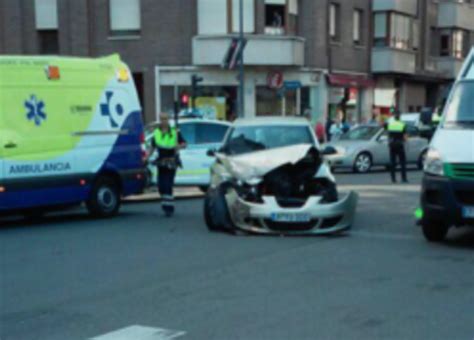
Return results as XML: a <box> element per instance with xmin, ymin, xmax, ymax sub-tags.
<box><xmin>385</xmin><ymin>110</ymin><xmax>408</xmax><ymax>183</ymax></box>
<box><xmin>148</xmin><ymin>112</ymin><xmax>186</xmax><ymax>217</ymax></box>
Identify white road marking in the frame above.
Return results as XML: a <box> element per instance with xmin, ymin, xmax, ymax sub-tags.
<box><xmin>90</xmin><ymin>325</ymin><xmax>186</xmax><ymax>340</ymax></box>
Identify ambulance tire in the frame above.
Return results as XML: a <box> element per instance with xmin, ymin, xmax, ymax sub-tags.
<box><xmin>421</xmin><ymin>219</ymin><xmax>449</xmax><ymax>242</ymax></box>
<box><xmin>87</xmin><ymin>176</ymin><xmax>121</xmax><ymax>218</ymax></box>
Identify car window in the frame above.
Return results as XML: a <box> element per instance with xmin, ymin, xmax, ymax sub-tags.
<box><xmin>406</xmin><ymin>125</ymin><xmax>419</xmax><ymax>137</ymax></box>
<box><xmin>340</xmin><ymin>126</ymin><xmax>380</xmax><ymax>140</ymax></box>
<box><xmin>179</xmin><ymin>123</ymin><xmax>196</xmax><ymax>144</ymax></box>
<box><xmin>195</xmin><ymin>123</ymin><xmax>229</xmax><ymax>144</ymax></box>
<box><xmin>223</xmin><ymin>125</ymin><xmax>314</xmax><ymax>155</ymax></box>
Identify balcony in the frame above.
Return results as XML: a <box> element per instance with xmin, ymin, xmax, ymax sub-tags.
<box><xmin>437</xmin><ymin>1</ymin><xmax>474</xmax><ymax>30</ymax></box>
<box><xmin>435</xmin><ymin>57</ymin><xmax>464</xmax><ymax>79</ymax></box>
<box><xmin>371</xmin><ymin>48</ymin><xmax>416</xmax><ymax>74</ymax></box>
<box><xmin>373</xmin><ymin>0</ymin><xmax>418</xmax><ymax>16</ymax></box>
<box><xmin>192</xmin><ymin>35</ymin><xmax>305</xmax><ymax>67</ymax></box>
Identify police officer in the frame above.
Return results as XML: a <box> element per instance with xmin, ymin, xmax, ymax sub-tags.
<box><xmin>149</xmin><ymin>112</ymin><xmax>186</xmax><ymax>217</ymax></box>
<box><xmin>386</xmin><ymin>110</ymin><xmax>408</xmax><ymax>183</ymax></box>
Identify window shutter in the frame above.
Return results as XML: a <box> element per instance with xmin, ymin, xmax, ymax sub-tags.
<box><xmin>232</xmin><ymin>0</ymin><xmax>255</xmax><ymax>33</ymax></box>
<box><xmin>35</xmin><ymin>0</ymin><xmax>58</xmax><ymax>30</ymax></box>
<box><xmin>198</xmin><ymin>0</ymin><xmax>228</xmax><ymax>34</ymax></box>
<box><xmin>110</xmin><ymin>0</ymin><xmax>141</xmax><ymax>32</ymax></box>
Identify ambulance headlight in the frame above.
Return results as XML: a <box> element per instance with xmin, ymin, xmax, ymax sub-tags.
<box><xmin>424</xmin><ymin>148</ymin><xmax>444</xmax><ymax>176</ymax></box>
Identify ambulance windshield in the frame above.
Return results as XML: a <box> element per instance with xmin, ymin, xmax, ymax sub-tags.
<box><xmin>444</xmin><ymin>81</ymin><xmax>474</xmax><ymax>128</ymax></box>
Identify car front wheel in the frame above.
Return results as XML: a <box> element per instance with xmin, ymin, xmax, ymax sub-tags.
<box><xmin>353</xmin><ymin>152</ymin><xmax>372</xmax><ymax>173</ymax></box>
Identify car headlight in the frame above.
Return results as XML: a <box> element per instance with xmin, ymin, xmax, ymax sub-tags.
<box><xmin>424</xmin><ymin>148</ymin><xmax>444</xmax><ymax>176</ymax></box>
<box><xmin>233</xmin><ymin>180</ymin><xmax>263</xmax><ymax>203</ymax></box>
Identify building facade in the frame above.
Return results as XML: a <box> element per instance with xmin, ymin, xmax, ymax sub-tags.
<box><xmin>0</xmin><ymin>0</ymin><xmax>472</xmax><ymax>124</ymax></box>
<box><xmin>372</xmin><ymin>0</ymin><xmax>474</xmax><ymax>113</ymax></box>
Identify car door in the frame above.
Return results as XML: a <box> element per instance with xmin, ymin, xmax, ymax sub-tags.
<box><xmin>176</xmin><ymin>121</ymin><xmax>229</xmax><ymax>187</ymax></box>
<box><xmin>405</xmin><ymin>125</ymin><xmax>426</xmax><ymax>163</ymax></box>
<box><xmin>371</xmin><ymin>130</ymin><xmax>390</xmax><ymax>165</ymax></box>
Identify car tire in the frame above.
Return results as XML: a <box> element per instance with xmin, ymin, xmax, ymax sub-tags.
<box><xmin>203</xmin><ymin>186</ymin><xmax>233</xmax><ymax>232</ymax></box>
<box><xmin>421</xmin><ymin>220</ymin><xmax>449</xmax><ymax>242</ymax></box>
<box><xmin>418</xmin><ymin>150</ymin><xmax>428</xmax><ymax>170</ymax></box>
<box><xmin>86</xmin><ymin>176</ymin><xmax>121</xmax><ymax>218</ymax></box>
<box><xmin>353</xmin><ymin>152</ymin><xmax>372</xmax><ymax>173</ymax></box>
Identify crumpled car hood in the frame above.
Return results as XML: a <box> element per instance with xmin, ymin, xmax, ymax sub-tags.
<box><xmin>217</xmin><ymin>144</ymin><xmax>315</xmax><ymax>182</ymax></box>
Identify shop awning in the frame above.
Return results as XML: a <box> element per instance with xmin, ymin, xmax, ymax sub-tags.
<box><xmin>327</xmin><ymin>74</ymin><xmax>374</xmax><ymax>88</ymax></box>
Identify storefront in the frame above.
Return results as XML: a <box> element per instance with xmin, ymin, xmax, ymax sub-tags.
<box><xmin>155</xmin><ymin>66</ymin><xmax>321</xmax><ymax>121</ymax></box>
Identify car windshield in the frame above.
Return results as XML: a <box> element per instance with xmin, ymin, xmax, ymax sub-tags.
<box><xmin>222</xmin><ymin>125</ymin><xmax>313</xmax><ymax>155</ymax></box>
<box><xmin>444</xmin><ymin>81</ymin><xmax>474</xmax><ymax>128</ymax></box>
<box><xmin>340</xmin><ymin>126</ymin><xmax>380</xmax><ymax>141</ymax></box>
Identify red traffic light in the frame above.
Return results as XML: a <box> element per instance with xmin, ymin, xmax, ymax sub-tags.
<box><xmin>181</xmin><ymin>94</ymin><xmax>190</xmax><ymax>105</ymax></box>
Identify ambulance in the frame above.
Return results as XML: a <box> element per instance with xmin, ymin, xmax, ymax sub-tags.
<box><xmin>420</xmin><ymin>47</ymin><xmax>474</xmax><ymax>241</ymax></box>
<box><xmin>0</xmin><ymin>55</ymin><xmax>146</xmax><ymax>218</ymax></box>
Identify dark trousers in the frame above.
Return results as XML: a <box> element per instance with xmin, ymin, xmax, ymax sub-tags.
<box><xmin>389</xmin><ymin>144</ymin><xmax>407</xmax><ymax>182</ymax></box>
<box><xmin>158</xmin><ymin>166</ymin><xmax>176</xmax><ymax>214</ymax></box>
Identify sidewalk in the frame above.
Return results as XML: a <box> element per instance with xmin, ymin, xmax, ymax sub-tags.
<box><xmin>123</xmin><ymin>187</ymin><xmax>204</xmax><ymax>203</ymax></box>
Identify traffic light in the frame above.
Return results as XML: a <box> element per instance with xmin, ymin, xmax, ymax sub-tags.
<box><xmin>181</xmin><ymin>93</ymin><xmax>190</xmax><ymax>106</ymax></box>
<box><xmin>222</xmin><ymin>38</ymin><xmax>247</xmax><ymax>70</ymax></box>
<box><xmin>191</xmin><ymin>74</ymin><xmax>203</xmax><ymax>109</ymax></box>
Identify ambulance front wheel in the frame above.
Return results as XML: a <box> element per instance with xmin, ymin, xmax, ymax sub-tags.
<box><xmin>87</xmin><ymin>176</ymin><xmax>121</xmax><ymax>218</ymax></box>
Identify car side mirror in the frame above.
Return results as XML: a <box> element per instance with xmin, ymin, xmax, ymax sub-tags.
<box><xmin>321</xmin><ymin>146</ymin><xmax>337</xmax><ymax>156</ymax></box>
<box><xmin>206</xmin><ymin>148</ymin><xmax>216</xmax><ymax>157</ymax></box>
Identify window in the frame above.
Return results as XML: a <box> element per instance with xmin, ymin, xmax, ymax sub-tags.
<box><xmin>353</xmin><ymin>9</ymin><xmax>363</xmax><ymax>45</ymax></box>
<box><xmin>390</xmin><ymin>13</ymin><xmax>411</xmax><ymax>49</ymax></box>
<box><xmin>35</xmin><ymin>0</ymin><xmax>59</xmax><ymax>54</ymax></box>
<box><xmin>265</xmin><ymin>0</ymin><xmax>286</xmax><ymax>35</ymax></box>
<box><xmin>373</xmin><ymin>12</ymin><xmax>413</xmax><ymax>50</ymax></box>
<box><xmin>109</xmin><ymin>0</ymin><xmax>141</xmax><ymax>37</ymax></box>
<box><xmin>38</xmin><ymin>30</ymin><xmax>59</xmax><ymax>54</ymax></box>
<box><xmin>232</xmin><ymin>0</ymin><xmax>255</xmax><ymax>33</ymax></box>
<box><xmin>445</xmin><ymin>82</ymin><xmax>474</xmax><ymax>125</ymax></box>
<box><xmin>373</xmin><ymin>13</ymin><xmax>387</xmax><ymax>47</ymax></box>
<box><xmin>329</xmin><ymin>3</ymin><xmax>340</xmax><ymax>42</ymax></box>
<box><xmin>196</xmin><ymin>123</ymin><xmax>229</xmax><ymax>144</ymax></box>
<box><xmin>439</xmin><ymin>29</ymin><xmax>469</xmax><ymax>59</ymax></box>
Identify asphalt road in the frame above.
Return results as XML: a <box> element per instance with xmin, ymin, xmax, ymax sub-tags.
<box><xmin>1</xmin><ymin>170</ymin><xmax>474</xmax><ymax>340</ymax></box>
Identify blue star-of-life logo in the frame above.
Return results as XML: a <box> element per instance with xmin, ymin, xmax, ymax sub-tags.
<box><xmin>100</xmin><ymin>91</ymin><xmax>124</xmax><ymax>128</ymax></box>
<box><xmin>25</xmin><ymin>95</ymin><xmax>47</xmax><ymax>126</ymax></box>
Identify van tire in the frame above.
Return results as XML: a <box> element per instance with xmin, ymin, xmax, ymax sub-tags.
<box><xmin>421</xmin><ymin>220</ymin><xmax>449</xmax><ymax>242</ymax></box>
<box><xmin>86</xmin><ymin>176</ymin><xmax>121</xmax><ymax>218</ymax></box>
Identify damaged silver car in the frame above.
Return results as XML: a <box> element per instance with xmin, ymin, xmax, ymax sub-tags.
<box><xmin>204</xmin><ymin>118</ymin><xmax>358</xmax><ymax>235</ymax></box>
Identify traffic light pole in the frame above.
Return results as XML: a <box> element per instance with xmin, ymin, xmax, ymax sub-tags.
<box><xmin>238</xmin><ymin>0</ymin><xmax>244</xmax><ymax>118</ymax></box>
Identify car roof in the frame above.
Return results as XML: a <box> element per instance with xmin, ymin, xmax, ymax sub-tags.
<box><xmin>232</xmin><ymin>117</ymin><xmax>311</xmax><ymax>127</ymax></box>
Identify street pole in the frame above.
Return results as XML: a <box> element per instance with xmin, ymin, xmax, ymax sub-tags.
<box><xmin>238</xmin><ymin>0</ymin><xmax>244</xmax><ymax>118</ymax></box>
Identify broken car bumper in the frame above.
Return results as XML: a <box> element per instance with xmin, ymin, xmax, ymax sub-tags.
<box><xmin>225</xmin><ymin>190</ymin><xmax>358</xmax><ymax>235</ymax></box>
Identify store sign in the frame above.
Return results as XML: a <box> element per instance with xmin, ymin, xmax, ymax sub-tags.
<box><xmin>283</xmin><ymin>81</ymin><xmax>302</xmax><ymax>90</ymax></box>
<box><xmin>267</xmin><ymin>71</ymin><xmax>284</xmax><ymax>89</ymax></box>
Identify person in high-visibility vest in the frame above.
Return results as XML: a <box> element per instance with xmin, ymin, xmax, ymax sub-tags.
<box><xmin>432</xmin><ymin>111</ymin><xmax>442</xmax><ymax>127</ymax></box>
<box><xmin>149</xmin><ymin>112</ymin><xmax>186</xmax><ymax>217</ymax></box>
<box><xmin>385</xmin><ymin>110</ymin><xmax>408</xmax><ymax>183</ymax></box>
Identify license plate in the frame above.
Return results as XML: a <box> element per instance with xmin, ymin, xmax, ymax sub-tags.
<box><xmin>270</xmin><ymin>212</ymin><xmax>311</xmax><ymax>223</ymax></box>
<box><xmin>462</xmin><ymin>206</ymin><xmax>474</xmax><ymax>219</ymax></box>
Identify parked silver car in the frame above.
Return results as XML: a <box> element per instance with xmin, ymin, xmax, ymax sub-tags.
<box><xmin>326</xmin><ymin>124</ymin><xmax>429</xmax><ymax>173</ymax></box>
<box><xmin>204</xmin><ymin>117</ymin><xmax>358</xmax><ymax>235</ymax></box>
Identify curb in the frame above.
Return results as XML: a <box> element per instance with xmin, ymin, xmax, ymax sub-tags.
<box><xmin>123</xmin><ymin>188</ymin><xmax>204</xmax><ymax>204</ymax></box>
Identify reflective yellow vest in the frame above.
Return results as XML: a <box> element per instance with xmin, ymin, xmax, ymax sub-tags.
<box><xmin>387</xmin><ymin>120</ymin><xmax>406</xmax><ymax>133</ymax></box>
<box><xmin>432</xmin><ymin>113</ymin><xmax>441</xmax><ymax>124</ymax></box>
<box><xmin>154</xmin><ymin>128</ymin><xmax>177</xmax><ymax>149</ymax></box>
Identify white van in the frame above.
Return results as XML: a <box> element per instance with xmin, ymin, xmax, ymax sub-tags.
<box><xmin>420</xmin><ymin>47</ymin><xmax>474</xmax><ymax>241</ymax></box>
